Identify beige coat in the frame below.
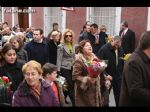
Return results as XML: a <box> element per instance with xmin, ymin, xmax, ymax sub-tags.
<box><xmin>72</xmin><ymin>53</ymin><xmax>102</xmax><ymax>107</ymax></box>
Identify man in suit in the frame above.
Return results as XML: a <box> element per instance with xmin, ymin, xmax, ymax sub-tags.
<box><xmin>119</xmin><ymin>21</ymin><xmax>135</xmax><ymax>54</ymax></box>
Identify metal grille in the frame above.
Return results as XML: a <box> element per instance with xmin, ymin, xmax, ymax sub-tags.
<box><xmin>90</xmin><ymin>7</ymin><xmax>116</xmax><ymax>36</ymax></box>
<box><xmin>44</xmin><ymin>7</ymin><xmax>62</xmax><ymax>37</ymax></box>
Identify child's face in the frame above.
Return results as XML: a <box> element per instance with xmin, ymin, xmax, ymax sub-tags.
<box><xmin>47</xmin><ymin>71</ymin><xmax>58</xmax><ymax>81</ymax></box>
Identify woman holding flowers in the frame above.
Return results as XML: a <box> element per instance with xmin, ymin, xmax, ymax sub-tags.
<box><xmin>72</xmin><ymin>40</ymin><xmax>111</xmax><ymax>106</ymax></box>
<box><xmin>0</xmin><ymin>43</ymin><xmax>24</xmax><ymax>105</ymax></box>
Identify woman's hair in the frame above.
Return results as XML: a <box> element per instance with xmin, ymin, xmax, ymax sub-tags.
<box><xmin>61</xmin><ymin>29</ymin><xmax>75</xmax><ymax>45</ymax></box>
<box><xmin>9</xmin><ymin>35</ymin><xmax>24</xmax><ymax>50</ymax></box>
<box><xmin>42</xmin><ymin>63</ymin><xmax>57</xmax><ymax>77</ymax></box>
<box><xmin>75</xmin><ymin>39</ymin><xmax>91</xmax><ymax>54</ymax></box>
<box><xmin>22</xmin><ymin>60</ymin><xmax>43</xmax><ymax>75</ymax></box>
<box><xmin>100</xmin><ymin>25</ymin><xmax>107</xmax><ymax>31</ymax></box>
<box><xmin>0</xmin><ymin>43</ymin><xmax>16</xmax><ymax>64</ymax></box>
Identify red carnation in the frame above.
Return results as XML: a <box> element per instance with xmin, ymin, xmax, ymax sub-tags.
<box><xmin>2</xmin><ymin>76</ymin><xmax>9</xmax><ymax>84</ymax></box>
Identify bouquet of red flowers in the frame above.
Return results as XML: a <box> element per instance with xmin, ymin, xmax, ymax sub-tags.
<box><xmin>0</xmin><ymin>76</ymin><xmax>12</xmax><ymax>105</ymax></box>
<box><xmin>0</xmin><ymin>76</ymin><xmax>12</xmax><ymax>91</ymax></box>
<box><xmin>86</xmin><ymin>59</ymin><xmax>108</xmax><ymax>78</ymax></box>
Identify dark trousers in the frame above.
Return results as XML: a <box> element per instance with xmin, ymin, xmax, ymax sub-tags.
<box><xmin>60</xmin><ymin>68</ymin><xmax>75</xmax><ymax>106</ymax></box>
<box><xmin>109</xmin><ymin>78</ymin><xmax>121</xmax><ymax>107</ymax></box>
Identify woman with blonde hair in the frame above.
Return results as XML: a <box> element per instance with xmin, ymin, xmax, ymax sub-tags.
<box><xmin>12</xmin><ymin>60</ymin><xmax>60</xmax><ymax>107</ymax></box>
<box><xmin>48</xmin><ymin>31</ymin><xmax>61</xmax><ymax>65</ymax></box>
<box><xmin>57</xmin><ymin>29</ymin><xmax>75</xmax><ymax>106</ymax></box>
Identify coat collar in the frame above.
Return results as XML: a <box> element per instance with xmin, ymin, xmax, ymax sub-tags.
<box><xmin>17</xmin><ymin>78</ymin><xmax>50</xmax><ymax>96</ymax></box>
<box><xmin>136</xmin><ymin>48</ymin><xmax>150</xmax><ymax>63</ymax></box>
<box><xmin>61</xmin><ymin>43</ymin><xmax>75</xmax><ymax>56</ymax></box>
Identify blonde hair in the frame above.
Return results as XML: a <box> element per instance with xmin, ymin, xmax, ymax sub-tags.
<box><xmin>22</xmin><ymin>60</ymin><xmax>43</xmax><ymax>75</ymax></box>
<box><xmin>61</xmin><ymin>29</ymin><xmax>75</xmax><ymax>45</ymax></box>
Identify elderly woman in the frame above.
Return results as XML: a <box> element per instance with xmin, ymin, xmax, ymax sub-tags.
<box><xmin>57</xmin><ymin>29</ymin><xmax>76</xmax><ymax>105</ymax></box>
<box><xmin>12</xmin><ymin>60</ymin><xmax>60</xmax><ymax>107</ymax></box>
<box><xmin>73</xmin><ymin>40</ymin><xmax>111</xmax><ymax>106</ymax></box>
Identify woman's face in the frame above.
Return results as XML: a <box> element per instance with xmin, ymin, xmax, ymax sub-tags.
<box><xmin>65</xmin><ymin>32</ymin><xmax>72</xmax><ymax>43</ymax></box>
<box><xmin>53</xmin><ymin>33</ymin><xmax>60</xmax><ymax>42</ymax></box>
<box><xmin>24</xmin><ymin>68</ymin><xmax>41</xmax><ymax>87</ymax></box>
<box><xmin>4</xmin><ymin>49</ymin><xmax>17</xmax><ymax>64</ymax></box>
<box><xmin>83</xmin><ymin>42</ymin><xmax>93</xmax><ymax>55</ymax></box>
<box><xmin>10</xmin><ymin>40</ymin><xmax>19</xmax><ymax>49</ymax></box>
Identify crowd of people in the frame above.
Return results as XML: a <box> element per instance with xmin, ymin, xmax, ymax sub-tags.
<box><xmin>0</xmin><ymin>20</ymin><xmax>150</xmax><ymax>107</ymax></box>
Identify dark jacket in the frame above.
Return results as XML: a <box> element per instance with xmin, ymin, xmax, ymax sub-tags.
<box><xmin>12</xmin><ymin>79</ymin><xmax>60</xmax><ymax>107</ymax></box>
<box><xmin>25</xmin><ymin>39</ymin><xmax>50</xmax><ymax>66</ymax></box>
<box><xmin>78</xmin><ymin>31</ymin><xmax>96</xmax><ymax>54</ymax></box>
<box><xmin>97</xmin><ymin>43</ymin><xmax>124</xmax><ymax>80</ymax></box>
<box><xmin>0</xmin><ymin>60</ymin><xmax>24</xmax><ymax>92</ymax></box>
<box><xmin>48</xmin><ymin>40</ymin><xmax>60</xmax><ymax>65</ymax></box>
<box><xmin>119</xmin><ymin>49</ymin><xmax>150</xmax><ymax>106</ymax></box>
<box><xmin>119</xmin><ymin>29</ymin><xmax>135</xmax><ymax>54</ymax></box>
<box><xmin>16</xmin><ymin>48</ymin><xmax>28</xmax><ymax>63</ymax></box>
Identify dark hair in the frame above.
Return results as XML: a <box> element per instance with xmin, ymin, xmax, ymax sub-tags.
<box><xmin>34</xmin><ymin>28</ymin><xmax>43</xmax><ymax>35</ymax></box>
<box><xmin>42</xmin><ymin>63</ymin><xmax>57</xmax><ymax>77</ymax></box>
<box><xmin>53</xmin><ymin>23</ymin><xmax>58</xmax><ymax>28</ymax></box>
<box><xmin>122</xmin><ymin>20</ymin><xmax>128</xmax><ymax>27</ymax></box>
<box><xmin>3</xmin><ymin>22</ymin><xmax>8</xmax><ymax>26</ymax></box>
<box><xmin>0</xmin><ymin>43</ymin><xmax>16</xmax><ymax>64</ymax></box>
<box><xmin>139</xmin><ymin>31</ymin><xmax>150</xmax><ymax>50</ymax></box>
<box><xmin>90</xmin><ymin>23</ymin><xmax>98</xmax><ymax>29</ymax></box>
<box><xmin>75</xmin><ymin>40</ymin><xmax>91</xmax><ymax>54</ymax></box>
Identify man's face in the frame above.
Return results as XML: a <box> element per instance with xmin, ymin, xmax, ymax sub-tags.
<box><xmin>33</xmin><ymin>30</ymin><xmax>42</xmax><ymax>42</ymax></box>
<box><xmin>90</xmin><ymin>26</ymin><xmax>98</xmax><ymax>35</ymax></box>
<box><xmin>120</xmin><ymin>23</ymin><xmax>125</xmax><ymax>31</ymax></box>
<box><xmin>53</xmin><ymin>25</ymin><xmax>58</xmax><ymax>31</ymax></box>
<box><xmin>112</xmin><ymin>39</ymin><xmax>121</xmax><ymax>49</ymax></box>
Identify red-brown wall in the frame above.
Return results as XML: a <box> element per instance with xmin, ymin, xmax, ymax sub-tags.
<box><xmin>3</xmin><ymin>7</ymin><xmax>12</xmax><ymax>28</ymax></box>
<box><xmin>66</xmin><ymin>7</ymin><xmax>86</xmax><ymax>43</ymax></box>
<box><xmin>31</xmin><ymin>7</ymin><xmax>44</xmax><ymax>29</ymax></box>
<box><xmin>121</xmin><ymin>7</ymin><xmax>148</xmax><ymax>48</ymax></box>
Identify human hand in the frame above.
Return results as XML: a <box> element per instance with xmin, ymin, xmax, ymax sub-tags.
<box><xmin>105</xmin><ymin>80</ymin><xmax>111</xmax><ymax>90</ymax></box>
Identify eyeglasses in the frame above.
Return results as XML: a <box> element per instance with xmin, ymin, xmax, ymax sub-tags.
<box><xmin>65</xmin><ymin>35</ymin><xmax>72</xmax><ymax>37</ymax></box>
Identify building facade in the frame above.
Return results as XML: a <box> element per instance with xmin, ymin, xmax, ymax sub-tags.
<box><xmin>0</xmin><ymin>7</ymin><xmax>149</xmax><ymax>47</ymax></box>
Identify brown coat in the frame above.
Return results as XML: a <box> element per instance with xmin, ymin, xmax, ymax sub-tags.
<box><xmin>72</xmin><ymin>53</ymin><xmax>102</xmax><ymax>107</ymax></box>
<box><xmin>54</xmin><ymin>80</ymin><xmax>65</xmax><ymax>106</ymax></box>
<box><xmin>119</xmin><ymin>49</ymin><xmax>150</xmax><ymax>106</ymax></box>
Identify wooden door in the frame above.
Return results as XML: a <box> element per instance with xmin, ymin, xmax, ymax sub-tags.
<box><xmin>18</xmin><ymin>7</ymin><xmax>29</xmax><ymax>30</ymax></box>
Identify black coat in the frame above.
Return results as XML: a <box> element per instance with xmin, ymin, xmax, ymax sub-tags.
<box><xmin>25</xmin><ymin>39</ymin><xmax>50</xmax><ymax>66</ymax></box>
<box><xmin>48</xmin><ymin>40</ymin><xmax>60</xmax><ymax>65</ymax></box>
<box><xmin>97</xmin><ymin>43</ymin><xmax>124</xmax><ymax>80</ymax></box>
<box><xmin>119</xmin><ymin>29</ymin><xmax>135</xmax><ymax>54</ymax></box>
<box><xmin>0</xmin><ymin>61</ymin><xmax>24</xmax><ymax>92</ymax></box>
<box><xmin>119</xmin><ymin>49</ymin><xmax>150</xmax><ymax>106</ymax></box>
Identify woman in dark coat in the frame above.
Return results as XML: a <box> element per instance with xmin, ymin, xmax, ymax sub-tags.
<box><xmin>0</xmin><ymin>43</ymin><xmax>24</xmax><ymax>105</ymax></box>
<box><xmin>12</xmin><ymin>60</ymin><xmax>60</xmax><ymax>107</ymax></box>
<box><xmin>47</xmin><ymin>31</ymin><xmax>61</xmax><ymax>65</ymax></box>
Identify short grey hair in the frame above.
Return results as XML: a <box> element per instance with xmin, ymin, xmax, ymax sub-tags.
<box><xmin>113</xmin><ymin>35</ymin><xmax>121</xmax><ymax>41</ymax></box>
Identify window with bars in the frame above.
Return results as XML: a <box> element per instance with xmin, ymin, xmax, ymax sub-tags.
<box><xmin>89</xmin><ymin>7</ymin><xmax>116</xmax><ymax>36</ymax></box>
<box><xmin>44</xmin><ymin>7</ymin><xmax>63</xmax><ymax>37</ymax></box>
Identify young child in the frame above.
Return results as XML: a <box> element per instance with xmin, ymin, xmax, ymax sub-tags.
<box><xmin>42</xmin><ymin>63</ymin><xmax>66</xmax><ymax>106</ymax></box>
